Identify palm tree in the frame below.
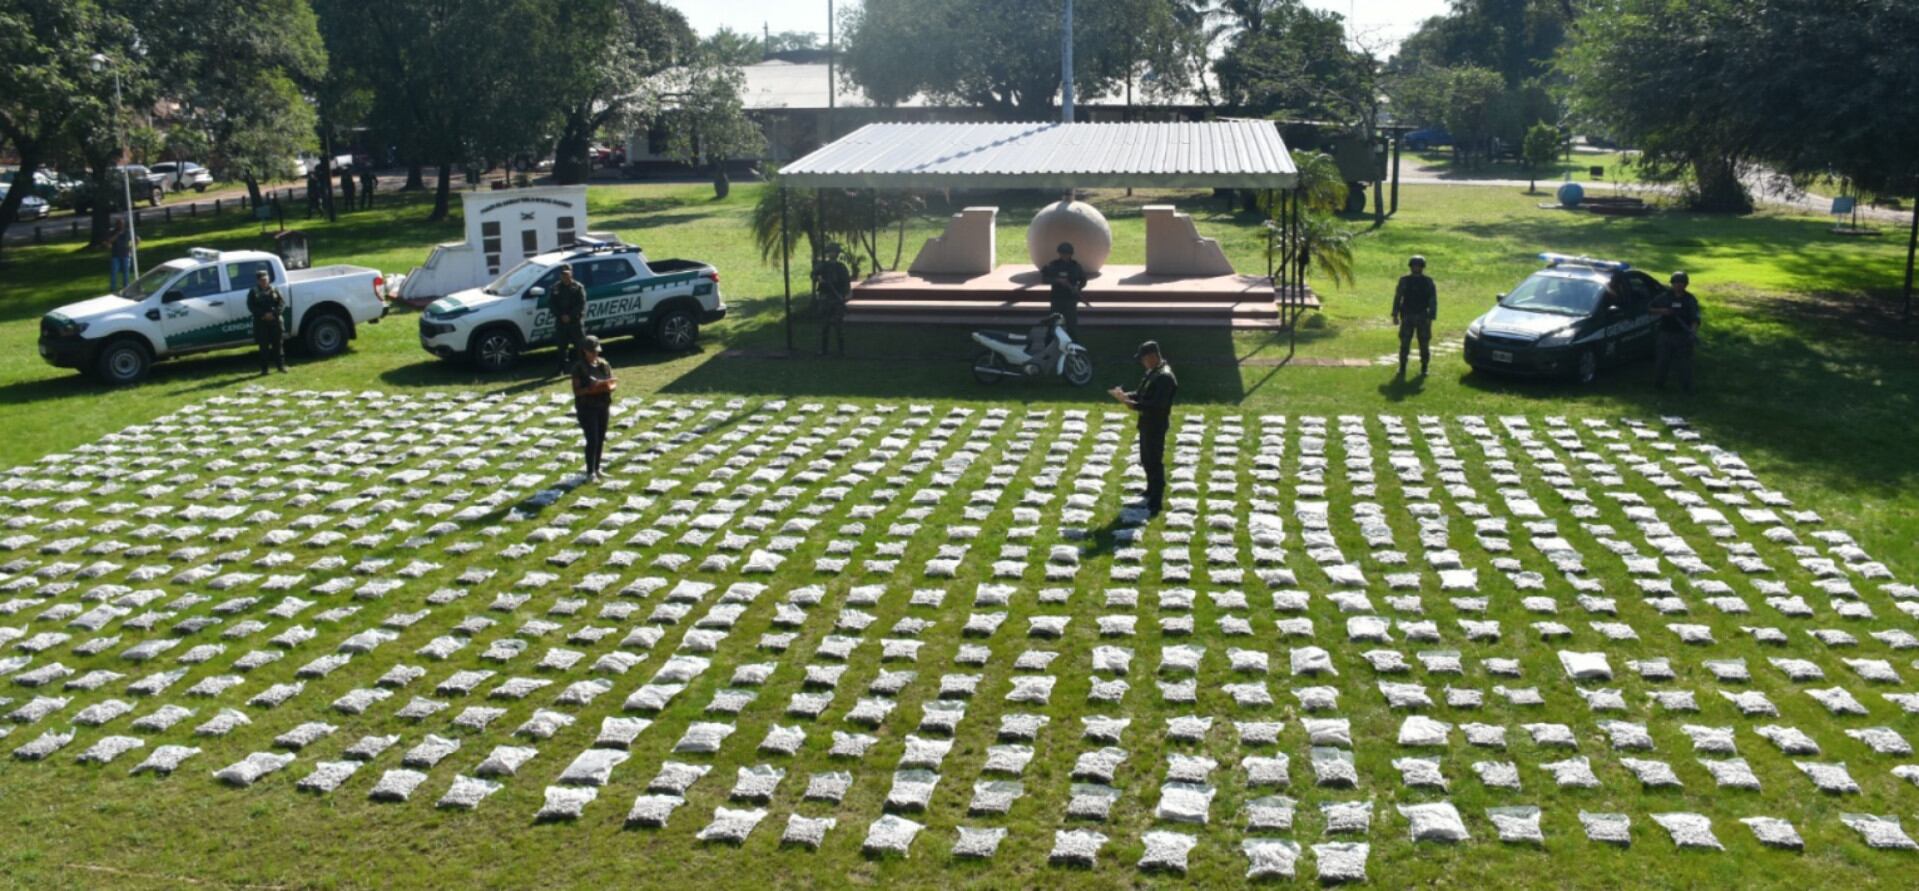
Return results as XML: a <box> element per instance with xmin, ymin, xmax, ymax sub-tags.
<box><xmin>1259</xmin><ymin>150</ymin><xmax>1361</xmax><ymax>289</ymax></box>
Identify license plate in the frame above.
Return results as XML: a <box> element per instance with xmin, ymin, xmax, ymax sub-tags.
<box><xmin>1490</xmin><ymin>350</ymin><xmax>1513</xmax><ymax>363</ymax></box>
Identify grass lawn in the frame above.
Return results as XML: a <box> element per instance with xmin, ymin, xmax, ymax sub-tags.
<box><xmin>0</xmin><ymin>180</ymin><xmax>1916</xmax><ymax>889</ymax></box>
<box><xmin>1408</xmin><ymin>149</ymin><xmax>1644</xmax><ymax>186</ymax></box>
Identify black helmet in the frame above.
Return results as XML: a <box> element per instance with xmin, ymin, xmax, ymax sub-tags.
<box><xmin>1670</xmin><ymin>270</ymin><xmax>1689</xmax><ymax>284</ymax></box>
<box><xmin>1409</xmin><ymin>255</ymin><xmax>1426</xmax><ymax>267</ymax></box>
<box><xmin>1134</xmin><ymin>340</ymin><xmax>1161</xmax><ymax>359</ymax></box>
<box><xmin>1056</xmin><ymin>242</ymin><xmax>1074</xmax><ymax>255</ymax></box>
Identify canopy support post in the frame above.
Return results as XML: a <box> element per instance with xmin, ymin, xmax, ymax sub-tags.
<box><xmin>1289</xmin><ymin>188</ymin><xmax>1300</xmax><ymax>358</ymax></box>
<box><xmin>781</xmin><ymin>186</ymin><xmax>793</xmax><ymax>353</ymax></box>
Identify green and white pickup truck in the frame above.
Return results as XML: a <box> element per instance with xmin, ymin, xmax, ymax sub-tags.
<box><xmin>417</xmin><ymin>243</ymin><xmax>725</xmax><ymax>371</ymax></box>
<box><xmin>38</xmin><ymin>248</ymin><xmax>389</xmax><ymax>384</ymax></box>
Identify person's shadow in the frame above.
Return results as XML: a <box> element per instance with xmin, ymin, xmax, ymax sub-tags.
<box><xmin>1376</xmin><ymin>371</ymin><xmax>1427</xmax><ymax>402</ymax></box>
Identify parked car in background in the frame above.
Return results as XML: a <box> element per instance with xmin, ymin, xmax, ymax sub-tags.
<box><xmin>149</xmin><ymin>161</ymin><xmax>214</xmax><ymax>192</ymax></box>
<box><xmin>1</xmin><ymin>169</ymin><xmax>78</xmax><ymax>204</ymax></box>
<box><xmin>1463</xmin><ymin>253</ymin><xmax>1666</xmax><ymax>384</ymax></box>
<box><xmin>0</xmin><ymin>185</ymin><xmax>50</xmax><ymax>221</ymax></box>
<box><xmin>1404</xmin><ymin>127</ymin><xmax>1452</xmax><ymax>151</ymax></box>
<box><xmin>70</xmin><ymin>167</ymin><xmax>165</xmax><ymax>214</ymax></box>
<box><xmin>38</xmin><ymin>247</ymin><xmax>390</xmax><ymax>384</ymax></box>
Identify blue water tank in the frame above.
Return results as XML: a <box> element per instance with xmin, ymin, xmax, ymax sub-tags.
<box><xmin>1557</xmin><ymin>182</ymin><xmax>1585</xmax><ymax>207</ymax></box>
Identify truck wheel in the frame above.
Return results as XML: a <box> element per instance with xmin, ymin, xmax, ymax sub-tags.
<box><xmin>469</xmin><ymin>326</ymin><xmax>522</xmax><ymax>372</ymax></box>
<box><xmin>92</xmin><ymin>337</ymin><xmax>151</xmax><ymax>385</ymax></box>
<box><xmin>302</xmin><ymin>311</ymin><xmax>351</xmax><ymax>357</ymax></box>
<box><xmin>148</xmin><ymin>187</ymin><xmax>162</xmax><ymax>207</ymax></box>
<box><xmin>653</xmin><ymin>308</ymin><xmax>697</xmax><ymax>351</ymax></box>
<box><xmin>1574</xmin><ymin>349</ymin><xmax>1599</xmax><ymax>385</ymax></box>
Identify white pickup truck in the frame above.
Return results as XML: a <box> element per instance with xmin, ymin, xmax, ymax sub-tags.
<box><xmin>417</xmin><ymin>243</ymin><xmax>725</xmax><ymax>371</ymax></box>
<box><xmin>38</xmin><ymin>248</ymin><xmax>389</xmax><ymax>384</ymax></box>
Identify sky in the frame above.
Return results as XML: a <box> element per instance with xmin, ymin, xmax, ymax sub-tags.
<box><xmin>662</xmin><ymin>0</ymin><xmax>1455</xmax><ymax>58</ymax></box>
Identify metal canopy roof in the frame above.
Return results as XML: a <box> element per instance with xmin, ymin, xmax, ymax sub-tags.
<box><xmin>779</xmin><ymin>121</ymin><xmax>1298</xmax><ymax>190</ymax></box>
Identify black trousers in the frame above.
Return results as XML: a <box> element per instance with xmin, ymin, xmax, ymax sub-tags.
<box><xmin>556</xmin><ymin>324</ymin><xmax>586</xmax><ymax>369</ymax></box>
<box><xmin>1051</xmin><ymin>299</ymin><xmax>1079</xmax><ymax>340</ymax></box>
<box><xmin>577</xmin><ymin>400</ymin><xmax>610</xmax><ymax>475</ymax></box>
<box><xmin>1398</xmin><ymin>317</ymin><xmax>1432</xmax><ymax>369</ymax></box>
<box><xmin>1138</xmin><ymin>420</ymin><xmax>1167</xmax><ymax>511</ymax></box>
<box><xmin>254</xmin><ymin>325</ymin><xmax>285</xmax><ymax>372</ymax></box>
<box><xmin>1655</xmin><ymin>331</ymin><xmax>1694</xmax><ymax>392</ymax></box>
<box><xmin>819</xmin><ymin>312</ymin><xmax>845</xmax><ymax>355</ymax></box>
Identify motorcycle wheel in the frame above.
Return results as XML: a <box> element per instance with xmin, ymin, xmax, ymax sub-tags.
<box><xmin>972</xmin><ymin>350</ymin><xmax>1004</xmax><ymax>385</ymax></box>
<box><xmin>1063</xmin><ymin>348</ymin><xmax>1094</xmax><ymax>386</ymax></box>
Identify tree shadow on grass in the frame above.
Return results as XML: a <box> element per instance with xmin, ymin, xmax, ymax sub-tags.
<box><xmin>659</xmin><ymin>320</ymin><xmax>1250</xmax><ymax>405</ymax></box>
<box><xmin>0</xmin><ymin>346</ymin><xmax>339</xmax><ymax>404</ymax></box>
<box><xmin>1447</xmin><ymin>212</ymin><xmax>1904</xmax><ymax>296</ymax></box>
<box><xmin>376</xmin><ymin>337</ymin><xmax>711</xmax><ymax>393</ymax></box>
<box><xmin>1458</xmin><ymin>298</ymin><xmax>1919</xmax><ymax>494</ymax></box>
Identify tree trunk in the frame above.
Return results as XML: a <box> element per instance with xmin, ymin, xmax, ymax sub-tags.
<box><xmin>429</xmin><ymin>163</ymin><xmax>453</xmax><ymax>221</ymax></box>
<box><xmin>1690</xmin><ymin>156</ymin><xmax>1752</xmax><ymax>213</ymax></box>
<box><xmin>552</xmin><ymin>109</ymin><xmax>595</xmax><ymax>185</ymax></box>
<box><xmin>243</xmin><ymin>172</ymin><xmax>264</xmax><ymax>208</ymax></box>
<box><xmin>86</xmin><ymin>156</ymin><xmax>116</xmax><ymax>248</ymax></box>
<box><xmin>0</xmin><ymin>140</ymin><xmax>40</xmax><ymax>264</ymax></box>
<box><xmin>403</xmin><ymin>164</ymin><xmax>426</xmax><ymax>191</ymax></box>
<box><xmin>712</xmin><ymin>162</ymin><xmax>730</xmax><ymax>199</ymax></box>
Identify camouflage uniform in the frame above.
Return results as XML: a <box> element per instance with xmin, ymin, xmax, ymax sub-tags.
<box><xmin>550</xmin><ymin>276</ymin><xmax>588</xmax><ymax>372</ymax></box>
<box><xmin>247</xmin><ymin>282</ymin><xmax>289</xmax><ymax>373</ymax></box>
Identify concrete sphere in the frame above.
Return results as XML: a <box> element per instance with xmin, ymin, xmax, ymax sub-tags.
<box><xmin>1556</xmin><ymin>182</ymin><xmax>1585</xmax><ymax>208</ymax></box>
<box><xmin>1027</xmin><ymin>200</ymin><xmax>1113</xmax><ymax>273</ymax></box>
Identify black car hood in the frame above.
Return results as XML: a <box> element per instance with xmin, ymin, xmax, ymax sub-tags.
<box><xmin>1478</xmin><ymin>305</ymin><xmax>1578</xmax><ymax>339</ymax></box>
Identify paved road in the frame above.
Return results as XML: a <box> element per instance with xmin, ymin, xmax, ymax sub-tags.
<box><xmin>2</xmin><ymin>172</ymin><xmax>416</xmax><ymax>246</ymax></box>
<box><xmin>1400</xmin><ymin>166</ymin><xmax>1914</xmax><ymax>226</ymax></box>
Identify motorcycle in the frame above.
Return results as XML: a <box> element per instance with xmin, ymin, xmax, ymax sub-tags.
<box><xmin>971</xmin><ymin>313</ymin><xmax>1094</xmax><ymax>386</ymax></box>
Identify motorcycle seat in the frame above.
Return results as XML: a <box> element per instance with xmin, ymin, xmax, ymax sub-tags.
<box><xmin>977</xmin><ymin>331</ymin><xmax>1027</xmax><ymax>345</ymax></box>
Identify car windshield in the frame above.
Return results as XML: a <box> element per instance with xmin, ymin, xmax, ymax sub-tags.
<box><xmin>482</xmin><ymin>260</ymin><xmax>552</xmax><ymax>296</ymax></box>
<box><xmin>1500</xmin><ymin>273</ymin><xmax>1605</xmax><ymax>316</ymax></box>
<box><xmin>121</xmin><ymin>265</ymin><xmax>182</xmax><ymax>300</ymax></box>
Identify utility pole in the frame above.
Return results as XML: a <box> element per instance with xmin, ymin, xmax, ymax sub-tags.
<box><xmin>91</xmin><ymin>54</ymin><xmax>137</xmax><ymax>278</ymax></box>
<box><xmin>1061</xmin><ymin>0</ymin><xmax>1075</xmax><ymax>123</ymax></box>
<box><xmin>826</xmin><ymin>0</ymin><xmax>836</xmax><ymax>141</ymax></box>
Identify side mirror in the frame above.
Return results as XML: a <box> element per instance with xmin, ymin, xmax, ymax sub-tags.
<box><xmin>526</xmin><ymin>286</ymin><xmax>547</xmax><ymax>299</ymax></box>
<box><xmin>1494</xmin><ymin>292</ymin><xmax>1506</xmax><ymax>302</ymax></box>
<box><xmin>163</xmin><ymin>289</ymin><xmax>187</xmax><ymax>304</ymax></box>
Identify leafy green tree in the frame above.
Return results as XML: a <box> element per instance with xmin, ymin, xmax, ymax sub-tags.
<box><xmin>765</xmin><ymin>30</ymin><xmax>822</xmax><ymax>53</ymax></box>
<box><xmin>317</xmin><ymin>0</ymin><xmax>559</xmax><ymax>220</ymax></box>
<box><xmin>701</xmin><ymin>27</ymin><xmax>763</xmax><ymax>66</ymax></box>
<box><xmin>1396</xmin><ymin>65</ymin><xmax>1507</xmax><ymax>164</ymax></box>
<box><xmin>1214</xmin><ymin>1</ymin><xmax>1374</xmax><ymax>123</ymax></box>
<box><xmin>548</xmin><ymin>0</ymin><xmax>692</xmax><ymax>185</ymax></box>
<box><xmin>841</xmin><ymin>0</ymin><xmax>1152</xmax><ymax>118</ymax></box>
<box><xmin>661</xmin><ymin>55</ymin><xmax>764</xmax><ymax>199</ymax></box>
<box><xmin>139</xmin><ymin>0</ymin><xmax>325</xmax><ymax>206</ymax></box>
<box><xmin>1521</xmin><ymin>120</ymin><xmax>1559</xmax><ymax>192</ymax></box>
<box><xmin>1559</xmin><ymin>0</ymin><xmax>1751</xmax><ymax>211</ymax></box>
<box><xmin>0</xmin><ymin>0</ymin><xmax>137</xmax><ymax>260</ymax></box>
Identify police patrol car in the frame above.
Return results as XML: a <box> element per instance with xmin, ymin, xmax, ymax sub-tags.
<box><xmin>416</xmin><ymin>242</ymin><xmax>726</xmax><ymax>371</ymax></box>
<box><xmin>1463</xmin><ymin>253</ymin><xmax>1667</xmax><ymax>383</ymax></box>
